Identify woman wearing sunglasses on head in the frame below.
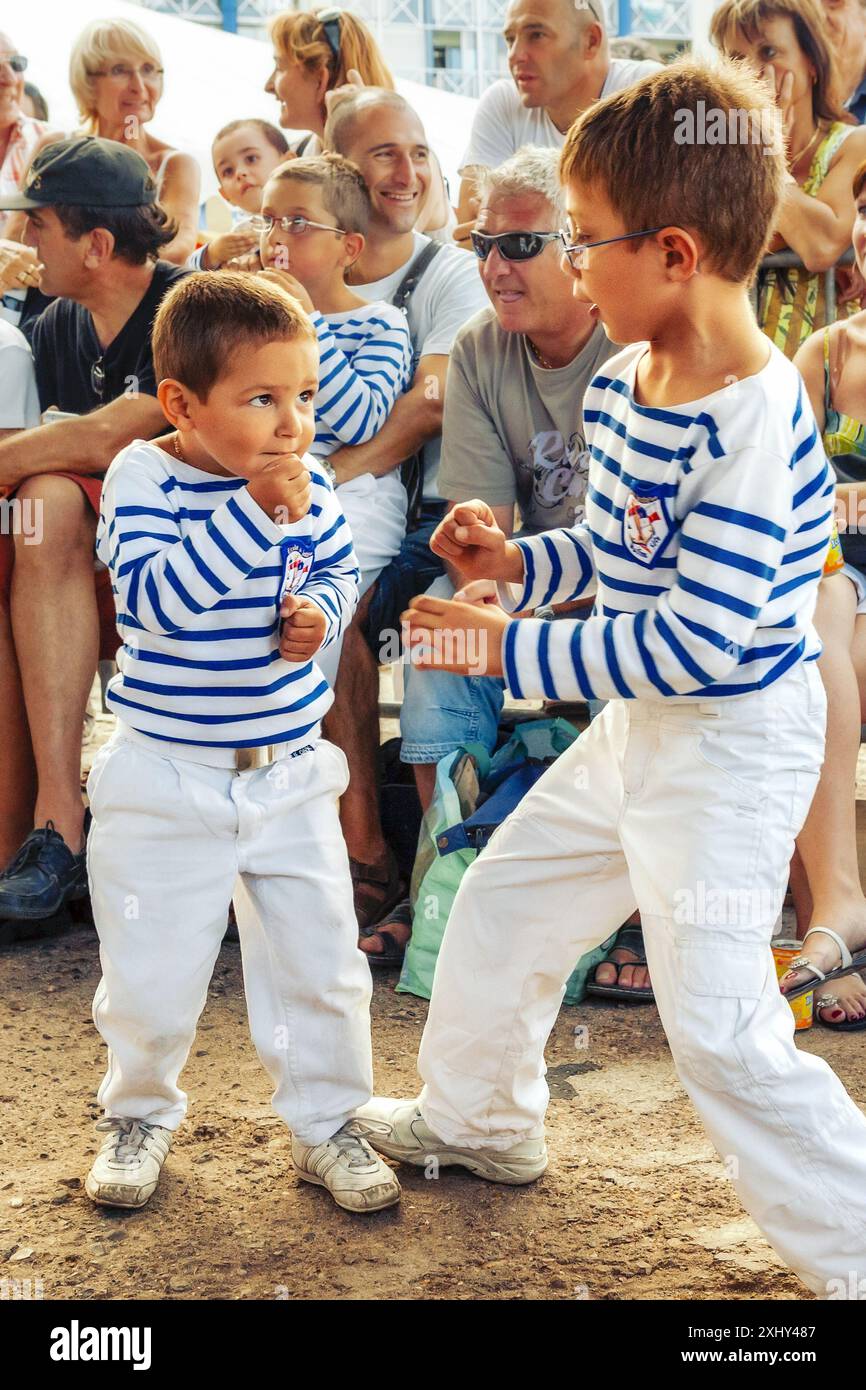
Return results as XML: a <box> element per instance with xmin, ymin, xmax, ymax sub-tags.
<box><xmin>0</xmin><ymin>33</ymin><xmax>61</xmax><ymax>239</ymax></box>
<box><xmin>266</xmin><ymin>7</ymin><xmax>456</xmax><ymax>243</ymax></box>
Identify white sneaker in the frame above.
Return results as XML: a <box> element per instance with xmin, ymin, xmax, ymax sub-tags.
<box><xmin>353</xmin><ymin>1098</ymin><xmax>548</xmax><ymax>1184</ymax></box>
<box><xmin>291</xmin><ymin>1120</ymin><xmax>401</xmax><ymax>1212</ymax></box>
<box><xmin>85</xmin><ymin>1118</ymin><xmax>172</xmax><ymax>1209</ymax></box>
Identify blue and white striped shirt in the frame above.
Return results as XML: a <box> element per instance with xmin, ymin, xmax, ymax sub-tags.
<box><xmin>309</xmin><ymin>302</ymin><xmax>412</xmax><ymax>457</ymax></box>
<box><xmin>501</xmin><ymin>341</ymin><xmax>834</xmax><ymax>702</ymax></box>
<box><xmin>96</xmin><ymin>440</ymin><xmax>360</xmax><ymax>748</ymax></box>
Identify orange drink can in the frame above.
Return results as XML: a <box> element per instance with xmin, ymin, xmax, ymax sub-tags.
<box><xmin>772</xmin><ymin>939</ymin><xmax>813</xmax><ymax>1030</ymax></box>
<box><xmin>823</xmin><ymin>521</ymin><xmax>844</xmax><ymax>576</ymax></box>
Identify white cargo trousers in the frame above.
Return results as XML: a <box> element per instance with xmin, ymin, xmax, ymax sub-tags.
<box><xmin>418</xmin><ymin>660</ymin><xmax>866</xmax><ymax>1296</ymax></box>
<box><xmin>86</xmin><ymin>733</ymin><xmax>373</xmax><ymax>1146</ymax></box>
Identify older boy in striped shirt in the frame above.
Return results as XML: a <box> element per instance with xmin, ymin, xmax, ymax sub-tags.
<box><xmin>357</xmin><ymin>59</ymin><xmax>866</xmax><ymax>1295</ymax></box>
<box><xmin>85</xmin><ymin>272</ymin><xmax>400</xmax><ymax>1215</ymax></box>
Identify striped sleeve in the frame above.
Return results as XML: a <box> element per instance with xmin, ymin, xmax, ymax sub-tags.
<box><xmin>497</xmin><ymin>525</ymin><xmax>597</xmax><ymax>612</ymax></box>
<box><xmin>98</xmin><ymin>461</ymin><xmax>285</xmax><ymax>636</ymax></box>
<box><xmin>310</xmin><ymin>311</ymin><xmax>412</xmax><ymax>446</ymax></box>
<box><xmin>300</xmin><ymin>471</ymin><xmax>360</xmax><ymax>649</ymax></box>
<box><xmin>502</xmin><ymin>446</ymin><xmax>804</xmax><ymax>701</ymax></box>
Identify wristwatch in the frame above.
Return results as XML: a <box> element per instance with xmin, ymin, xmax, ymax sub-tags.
<box><xmin>321</xmin><ymin>459</ymin><xmax>337</xmax><ymax>486</ymax></box>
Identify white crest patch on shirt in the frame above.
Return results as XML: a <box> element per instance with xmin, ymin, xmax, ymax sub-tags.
<box><xmin>623</xmin><ymin>492</ymin><xmax>671</xmax><ymax>565</ymax></box>
<box><xmin>280</xmin><ymin>540</ymin><xmax>313</xmax><ymax>597</ymax></box>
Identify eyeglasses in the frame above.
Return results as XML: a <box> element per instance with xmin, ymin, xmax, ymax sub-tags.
<box><xmin>0</xmin><ymin>53</ymin><xmax>27</xmax><ymax>74</ymax></box>
<box><xmin>559</xmin><ymin>226</ymin><xmax>664</xmax><ymax>270</ymax></box>
<box><xmin>89</xmin><ymin>63</ymin><xmax>164</xmax><ymax>83</ymax></box>
<box><xmin>317</xmin><ymin>8</ymin><xmax>343</xmax><ymax>63</ymax></box>
<box><xmin>91</xmin><ymin>356</ymin><xmax>105</xmax><ymax>400</ymax></box>
<box><xmin>261</xmin><ymin>214</ymin><xmax>347</xmax><ymax>237</ymax></box>
<box><xmin>470</xmin><ymin>230</ymin><xmax>564</xmax><ymax>263</ymax></box>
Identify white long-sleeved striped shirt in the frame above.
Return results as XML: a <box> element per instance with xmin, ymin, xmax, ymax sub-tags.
<box><xmin>309</xmin><ymin>302</ymin><xmax>412</xmax><ymax>457</ymax></box>
<box><xmin>500</xmin><ymin>341</ymin><xmax>834</xmax><ymax>702</ymax></box>
<box><xmin>96</xmin><ymin>440</ymin><xmax>359</xmax><ymax>748</ymax></box>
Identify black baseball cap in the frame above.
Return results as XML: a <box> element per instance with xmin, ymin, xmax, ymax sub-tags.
<box><xmin>0</xmin><ymin>136</ymin><xmax>158</xmax><ymax>211</ymax></box>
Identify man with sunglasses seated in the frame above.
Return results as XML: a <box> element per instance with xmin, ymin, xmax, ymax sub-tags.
<box><xmin>0</xmin><ymin>137</ymin><xmax>186</xmax><ymax>927</ymax></box>
<box><xmin>368</xmin><ymin>147</ymin><xmax>633</xmax><ymax>969</ymax></box>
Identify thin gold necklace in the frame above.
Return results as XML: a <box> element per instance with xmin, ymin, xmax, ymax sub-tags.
<box><xmin>788</xmin><ymin>122</ymin><xmax>823</xmax><ymax>171</ymax></box>
<box><xmin>527</xmin><ymin>337</ymin><xmax>556</xmax><ymax>370</ymax></box>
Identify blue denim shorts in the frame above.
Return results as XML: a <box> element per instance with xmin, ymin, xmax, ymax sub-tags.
<box><xmin>361</xmin><ymin>498</ymin><xmax>447</xmax><ymax>659</ymax></box>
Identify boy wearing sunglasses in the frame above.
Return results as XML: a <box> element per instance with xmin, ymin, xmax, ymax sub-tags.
<box><xmin>358</xmin><ymin>58</ymin><xmax>866</xmax><ymax>1297</ymax></box>
<box><xmin>258</xmin><ymin>153</ymin><xmax>412</xmax><ymax>684</ymax></box>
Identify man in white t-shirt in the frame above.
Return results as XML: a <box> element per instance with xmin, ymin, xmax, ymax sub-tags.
<box><xmin>0</xmin><ymin>319</ymin><xmax>40</xmax><ymax>434</ymax></box>
<box><xmin>455</xmin><ymin>0</ymin><xmax>661</xmax><ymax>235</ymax></box>
<box><xmin>322</xmin><ymin>88</ymin><xmax>488</xmax><ymax>943</ymax></box>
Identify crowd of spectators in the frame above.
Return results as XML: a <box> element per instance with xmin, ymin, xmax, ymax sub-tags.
<box><xmin>2</xmin><ymin>0</ymin><xmax>866</xmax><ymax>1029</ymax></box>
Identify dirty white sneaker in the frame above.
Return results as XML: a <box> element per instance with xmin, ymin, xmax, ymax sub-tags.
<box><xmin>291</xmin><ymin>1120</ymin><xmax>401</xmax><ymax>1212</ymax></box>
<box><xmin>353</xmin><ymin>1098</ymin><xmax>548</xmax><ymax>1184</ymax></box>
<box><xmin>85</xmin><ymin>1117</ymin><xmax>172</xmax><ymax>1209</ymax></box>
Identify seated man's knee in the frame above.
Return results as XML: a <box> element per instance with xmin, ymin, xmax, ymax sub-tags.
<box><xmin>12</xmin><ymin>475</ymin><xmax>93</xmax><ymax>559</ymax></box>
<box><xmin>400</xmin><ymin>663</ymin><xmax>504</xmax><ymax>764</ymax></box>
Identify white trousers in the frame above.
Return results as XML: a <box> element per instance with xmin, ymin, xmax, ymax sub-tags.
<box><xmin>418</xmin><ymin>660</ymin><xmax>866</xmax><ymax>1296</ymax></box>
<box><xmin>86</xmin><ymin>734</ymin><xmax>373</xmax><ymax>1145</ymax></box>
<box><xmin>316</xmin><ymin>470</ymin><xmax>407</xmax><ymax>688</ymax></box>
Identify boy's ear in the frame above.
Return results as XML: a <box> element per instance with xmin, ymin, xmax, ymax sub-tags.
<box><xmin>658</xmin><ymin>227</ymin><xmax>701</xmax><ymax>282</ymax></box>
<box><xmin>157</xmin><ymin>378</ymin><xmax>197</xmax><ymax>431</ymax></box>
<box><xmin>342</xmin><ymin>230</ymin><xmax>365</xmax><ymax>269</ymax></box>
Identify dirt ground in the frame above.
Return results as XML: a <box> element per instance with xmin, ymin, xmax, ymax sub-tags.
<box><xmin>2</xmin><ymin>915</ymin><xmax>864</xmax><ymax>1303</ymax></box>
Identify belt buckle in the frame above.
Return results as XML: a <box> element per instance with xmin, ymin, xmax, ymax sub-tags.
<box><xmin>235</xmin><ymin>744</ymin><xmax>275</xmax><ymax>772</ymax></box>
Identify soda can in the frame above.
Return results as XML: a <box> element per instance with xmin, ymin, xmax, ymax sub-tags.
<box><xmin>823</xmin><ymin>520</ymin><xmax>844</xmax><ymax>576</ymax></box>
<box><xmin>771</xmin><ymin>939</ymin><xmax>813</xmax><ymax>1030</ymax></box>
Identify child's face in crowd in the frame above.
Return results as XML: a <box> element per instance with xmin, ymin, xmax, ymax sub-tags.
<box><xmin>476</xmin><ymin>188</ymin><xmax>590</xmax><ymax>338</ymax></box>
<box><xmin>260</xmin><ymin>176</ymin><xmax>355</xmax><ymax>289</ymax></box>
<box><xmin>179</xmin><ymin>338</ymin><xmax>318</xmax><ymax>480</ymax></box>
<box><xmin>721</xmin><ymin>15</ymin><xmax>815</xmax><ymax>106</ymax></box>
<box><xmin>213</xmin><ymin>126</ymin><xmax>286</xmax><ymax>214</ymax></box>
<box><xmin>340</xmin><ymin>107</ymin><xmax>430</xmax><ymax>235</ymax></box>
<box><xmin>563</xmin><ymin>178</ymin><xmax>661</xmax><ymax>346</ymax></box>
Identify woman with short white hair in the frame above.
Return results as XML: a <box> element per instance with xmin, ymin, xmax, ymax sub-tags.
<box><xmin>67</xmin><ymin>18</ymin><xmax>200</xmax><ymax>264</ymax></box>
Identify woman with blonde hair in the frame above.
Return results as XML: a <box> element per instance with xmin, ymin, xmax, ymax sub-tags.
<box><xmin>712</xmin><ymin>0</ymin><xmax>866</xmax><ymax>356</ymax></box>
<box><xmin>67</xmin><ymin>17</ymin><xmax>200</xmax><ymax>264</ymax></box>
<box><xmin>265</xmin><ymin>7</ymin><xmax>454</xmax><ymax>240</ymax></box>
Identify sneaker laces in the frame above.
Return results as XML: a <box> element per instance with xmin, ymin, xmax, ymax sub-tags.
<box><xmin>330</xmin><ymin>1121</ymin><xmax>375</xmax><ymax>1170</ymax></box>
<box><xmin>95</xmin><ymin>1117</ymin><xmax>156</xmax><ymax>1164</ymax></box>
<box><xmin>0</xmin><ymin>822</ymin><xmax>63</xmax><ymax>879</ymax></box>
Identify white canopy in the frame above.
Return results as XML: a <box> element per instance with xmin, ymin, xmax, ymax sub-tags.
<box><xmin>11</xmin><ymin>0</ymin><xmax>478</xmax><ymax>198</ymax></box>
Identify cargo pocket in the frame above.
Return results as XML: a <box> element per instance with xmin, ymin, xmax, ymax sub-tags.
<box><xmin>671</xmin><ymin>939</ymin><xmax>787</xmax><ymax>1091</ymax></box>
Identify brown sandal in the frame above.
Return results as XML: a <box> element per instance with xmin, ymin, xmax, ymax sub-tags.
<box><xmin>350</xmin><ymin>849</ymin><xmax>404</xmax><ymax>932</ymax></box>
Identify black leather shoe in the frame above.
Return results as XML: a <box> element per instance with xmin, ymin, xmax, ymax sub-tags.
<box><xmin>0</xmin><ymin>822</ymin><xmax>88</xmax><ymax>921</ymax></box>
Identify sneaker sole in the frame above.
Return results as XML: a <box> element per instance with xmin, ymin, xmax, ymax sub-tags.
<box><xmin>84</xmin><ymin>1174</ymin><xmax>156</xmax><ymax>1209</ymax></box>
<box><xmin>368</xmin><ymin>1137</ymin><xmax>547</xmax><ymax>1185</ymax></box>
<box><xmin>294</xmin><ymin>1168</ymin><xmax>401</xmax><ymax>1213</ymax></box>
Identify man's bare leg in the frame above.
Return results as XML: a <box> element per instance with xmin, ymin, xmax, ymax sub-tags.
<box><xmin>11</xmin><ymin>476</ymin><xmax>98</xmax><ymax>853</ymax></box>
<box><xmin>0</xmin><ymin>567</ymin><xmax>37</xmax><ymax>866</ymax></box>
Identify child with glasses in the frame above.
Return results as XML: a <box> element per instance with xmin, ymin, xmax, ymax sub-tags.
<box><xmin>85</xmin><ymin>271</ymin><xmax>401</xmax><ymax>1216</ymax></box>
<box><xmin>357</xmin><ymin>57</ymin><xmax>866</xmax><ymax>1298</ymax></box>
<box><xmin>257</xmin><ymin>152</ymin><xmax>413</xmax><ymax>683</ymax></box>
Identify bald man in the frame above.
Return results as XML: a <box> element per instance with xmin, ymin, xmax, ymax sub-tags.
<box><xmin>454</xmin><ymin>0</ymin><xmax>660</xmax><ymax>233</ymax></box>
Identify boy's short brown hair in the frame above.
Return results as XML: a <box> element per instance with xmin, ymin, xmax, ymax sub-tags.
<box><xmin>267</xmin><ymin>152</ymin><xmax>372</xmax><ymax>235</ymax></box>
<box><xmin>559</xmin><ymin>56</ymin><xmax>785</xmax><ymax>284</ymax></box>
<box><xmin>152</xmin><ymin>271</ymin><xmax>317</xmax><ymax>401</ymax></box>
<box><xmin>212</xmin><ymin>118</ymin><xmax>289</xmax><ymax>161</ymax></box>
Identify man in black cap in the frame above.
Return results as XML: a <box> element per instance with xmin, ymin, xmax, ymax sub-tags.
<box><xmin>0</xmin><ymin>136</ymin><xmax>186</xmax><ymax>924</ymax></box>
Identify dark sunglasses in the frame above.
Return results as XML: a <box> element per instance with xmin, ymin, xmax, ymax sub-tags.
<box><xmin>317</xmin><ymin>8</ymin><xmax>342</xmax><ymax>63</ymax></box>
<box><xmin>470</xmin><ymin>229</ymin><xmax>563</xmax><ymax>263</ymax></box>
<box><xmin>1</xmin><ymin>54</ymin><xmax>28</xmax><ymax>74</ymax></box>
<box><xmin>91</xmin><ymin>356</ymin><xmax>106</xmax><ymax>400</ymax></box>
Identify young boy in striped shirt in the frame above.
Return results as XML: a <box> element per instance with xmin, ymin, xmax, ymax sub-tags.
<box><xmin>84</xmin><ymin>272</ymin><xmax>400</xmax><ymax>1215</ymax></box>
<box><xmin>257</xmin><ymin>153</ymin><xmax>413</xmax><ymax>683</ymax></box>
<box><xmin>357</xmin><ymin>59</ymin><xmax>866</xmax><ymax>1295</ymax></box>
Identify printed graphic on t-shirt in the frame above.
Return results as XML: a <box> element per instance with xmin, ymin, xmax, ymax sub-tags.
<box><xmin>623</xmin><ymin>491</ymin><xmax>672</xmax><ymax>566</ymax></box>
<box><xmin>280</xmin><ymin>538</ymin><xmax>314</xmax><ymax>597</ymax></box>
<box><xmin>520</xmin><ymin>429</ymin><xmax>590</xmax><ymax>525</ymax></box>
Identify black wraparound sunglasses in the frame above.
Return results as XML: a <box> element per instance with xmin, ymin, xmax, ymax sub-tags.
<box><xmin>1</xmin><ymin>54</ymin><xmax>28</xmax><ymax>73</ymax></box>
<box><xmin>470</xmin><ymin>229</ymin><xmax>564</xmax><ymax>263</ymax></box>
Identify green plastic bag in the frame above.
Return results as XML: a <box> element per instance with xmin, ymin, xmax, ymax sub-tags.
<box><xmin>396</xmin><ymin>719</ymin><xmax>618</xmax><ymax>1002</ymax></box>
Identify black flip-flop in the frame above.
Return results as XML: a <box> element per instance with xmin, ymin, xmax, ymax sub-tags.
<box><xmin>585</xmin><ymin>924</ymin><xmax>655</xmax><ymax>1004</ymax></box>
<box><xmin>360</xmin><ymin>897</ymin><xmax>412</xmax><ymax>970</ymax></box>
<box><xmin>780</xmin><ymin>926</ymin><xmax>866</xmax><ymax>1002</ymax></box>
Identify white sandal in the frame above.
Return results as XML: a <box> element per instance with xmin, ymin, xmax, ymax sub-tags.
<box><xmin>782</xmin><ymin>926</ymin><xmax>866</xmax><ymax>1001</ymax></box>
